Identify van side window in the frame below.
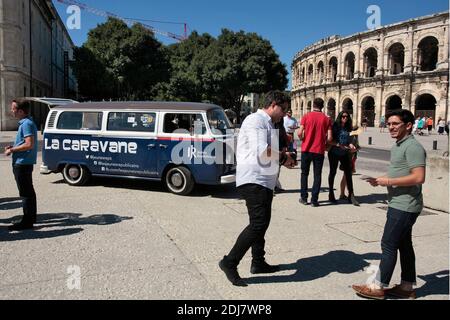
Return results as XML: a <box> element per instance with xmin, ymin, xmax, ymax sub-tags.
<box><xmin>107</xmin><ymin>112</ymin><xmax>156</xmax><ymax>132</ymax></box>
<box><xmin>163</xmin><ymin>113</ymin><xmax>206</xmax><ymax>135</ymax></box>
<box><xmin>57</xmin><ymin>112</ymin><xmax>102</xmax><ymax>130</ymax></box>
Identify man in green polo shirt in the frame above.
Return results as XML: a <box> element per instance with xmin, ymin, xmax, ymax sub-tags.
<box><xmin>352</xmin><ymin>109</ymin><xmax>426</xmax><ymax>300</ymax></box>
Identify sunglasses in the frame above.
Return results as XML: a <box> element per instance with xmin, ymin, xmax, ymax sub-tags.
<box><xmin>342</xmin><ymin>115</ymin><xmax>349</xmax><ymax>118</ymax></box>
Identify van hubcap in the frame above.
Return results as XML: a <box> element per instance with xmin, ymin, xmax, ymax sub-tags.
<box><xmin>171</xmin><ymin>172</ymin><xmax>183</xmax><ymax>188</ymax></box>
<box><xmin>68</xmin><ymin>166</ymin><xmax>80</xmax><ymax>179</ymax></box>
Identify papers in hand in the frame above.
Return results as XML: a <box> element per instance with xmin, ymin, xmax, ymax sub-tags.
<box><xmin>360</xmin><ymin>175</ymin><xmax>375</xmax><ymax>181</ymax></box>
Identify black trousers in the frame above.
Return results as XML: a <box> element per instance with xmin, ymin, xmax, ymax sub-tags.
<box><xmin>13</xmin><ymin>164</ymin><xmax>37</xmax><ymax>224</ymax></box>
<box><xmin>226</xmin><ymin>184</ymin><xmax>273</xmax><ymax>267</ymax></box>
<box><xmin>328</xmin><ymin>150</ymin><xmax>354</xmax><ymax>195</ymax></box>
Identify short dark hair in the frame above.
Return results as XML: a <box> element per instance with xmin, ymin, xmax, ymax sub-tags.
<box><xmin>262</xmin><ymin>90</ymin><xmax>290</xmax><ymax>111</ymax></box>
<box><xmin>386</xmin><ymin>109</ymin><xmax>415</xmax><ymax>129</ymax></box>
<box><xmin>12</xmin><ymin>99</ymin><xmax>31</xmax><ymax>114</ymax></box>
<box><xmin>313</xmin><ymin>98</ymin><xmax>324</xmax><ymax>109</ymax></box>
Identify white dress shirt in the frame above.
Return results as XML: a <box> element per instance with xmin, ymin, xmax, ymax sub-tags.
<box><xmin>236</xmin><ymin>109</ymin><xmax>280</xmax><ymax>190</ymax></box>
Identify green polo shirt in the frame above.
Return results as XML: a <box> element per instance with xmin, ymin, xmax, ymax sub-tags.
<box><xmin>387</xmin><ymin>135</ymin><xmax>426</xmax><ymax>213</ymax></box>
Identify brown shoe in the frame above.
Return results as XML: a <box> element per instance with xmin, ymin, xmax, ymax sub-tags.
<box><xmin>385</xmin><ymin>285</ymin><xmax>416</xmax><ymax>299</ymax></box>
<box><xmin>352</xmin><ymin>284</ymin><xmax>385</xmax><ymax>300</ymax></box>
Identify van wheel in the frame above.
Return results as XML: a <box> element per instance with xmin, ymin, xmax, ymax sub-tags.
<box><xmin>62</xmin><ymin>164</ymin><xmax>90</xmax><ymax>186</ymax></box>
<box><xmin>165</xmin><ymin>166</ymin><xmax>195</xmax><ymax>195</ymax></box>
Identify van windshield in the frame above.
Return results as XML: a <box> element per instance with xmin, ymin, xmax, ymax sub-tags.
<box><xmin>207</xmin><ymin>109</ymin><xmax>233</xmax><ymax>135</ymax></box>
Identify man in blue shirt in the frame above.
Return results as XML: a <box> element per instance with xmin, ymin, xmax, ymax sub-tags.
<box><xmin>4</xmin><ymin>100</ymin><xmax>38</xmax><ymax>231</ymax></box>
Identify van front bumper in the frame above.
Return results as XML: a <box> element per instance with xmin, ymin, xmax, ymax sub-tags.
<box><xmin>220</xmin><ymin>174</ymin><xmax>235</xmax><ymax>184</ymax></box>
<box><xmin>40</xmin><ymin>164</ymin><xmax>51</xmax><ymax>174</ymax></box>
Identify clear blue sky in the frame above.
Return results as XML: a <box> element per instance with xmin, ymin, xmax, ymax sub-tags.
<box><xmin>54</xmin><ymin>0</ymin><xmax>448</xmax><ymax>89</ymax></box>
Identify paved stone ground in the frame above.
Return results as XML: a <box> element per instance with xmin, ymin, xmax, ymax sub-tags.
<box><xmin>0</xmin><ymin>151</ymin><xmax>448</xmax><ymax>300</ymax></box>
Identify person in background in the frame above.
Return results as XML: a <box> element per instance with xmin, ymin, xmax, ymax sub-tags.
<box><xmin>4</xmin><ymin>100</ymin><xmax>38</xmax><ymax>231</ymax></box>
<box><xmin>379</xmin><ymin>115</ymin><xmax>386</xmax><ymax>133</ymax></box>
<box><xmin>298</xmin><ymin>98</ymin><xmax>333</xmax><ymax>207</ymax></box>
<box><xmin>327</xmin><ymin>111</ymin><xmax>359</xmax><ymax>206</ymax></box>
<box><xmin>437</xmin><ymin>118</ymin><xmax>445</xmax><ymax>135</ymax></box>
<box><xmin>339</xmin><ymin>125</ymin><xmax>361</xmax><ymax>200</ymax></box>
<box><xmin>426</xmin><ymin>117</ymin><xmax>433</xmax><ymax>135</ymax></box>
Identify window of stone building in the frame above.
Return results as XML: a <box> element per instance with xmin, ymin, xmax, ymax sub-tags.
<box><xmin>361</xmin><ymin>96</ymin><xmax>376</xmax><ymax>126</ymax></box>
<box><xmin>344</xmin><ymin>52</ymin><xmax>355</xmax><ymax>80</ymax></box>
<box><xmin>388</xmin><ymin>43</ymin><xmax>405</xmax><ymax>75</ymax></box>
<box><xmin>415</xmin><ymin>94</ymin><xmax>437</xmax><ymax>119</ymax></box>
<box><xmin>418</xmin><ymin>36</ymin><xmax>439</xmax><ymax>72</ymax></box>
<box><xmin>307</xmin><ymin>101</ymin><xmax>312</xmax><ymax>113</ymax></box>
<box><xmin>385</xmin><ymin>95</ymin><xmax>403</xmax><ymax>113</ymax></box>
<box><xmin>363</xmin><ymin>48</ymin><xmax>378</xmax><ymax>78</ymax></box>
<box><xmin>317</xmin><ymin>61</ymin><xmax>324</xmax><ymax>83</ymax></box>
<box><xmin>301</xmin><ymin>67</ymin><xmax>305</xmax><ymax>83</ymax></box>
<box><xmin>308</xmin><ymin>64</ymin><xmax>314</xmax><ymax>84</ymax></box>
<box><xmin>329</xmin><ymin>57</ymin><xmax>338</xmax><ymax>82</ymax></box>
<box><xmin>22</xmin><ymin>2</ymin><xmax>25</xmax><ymax>25</ymax></box>
<box><xmin>22</xmin><ymin>44</ymin><xmax>26</xmax><ymax>68</ymax></box>
<box><xmin>342</xmin><ymin>98</ymin><xmax>354</xmax><ymax>115</ymax></box>
<box><xmin>327</xmin><ymin>99</ymin><xmax>336</xmax><ymax>121</ymax></box>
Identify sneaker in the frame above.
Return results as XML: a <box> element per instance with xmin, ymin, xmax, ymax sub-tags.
<box><xmin>311</xmin><ymin>201</ymin><xmax>320</xmax><ymax>207</ymax></box>
<box><xmin>8</xmin><ymin>222</ymin><xmax>34</xmax><ymax>231</ymax></box>
<box><xmin>299</xmin><ymin>198</ymin><xmax>308</xmax><ymax>205</ymax></box>
<box><xmin>352</xmin><ymin>284</ymin><xmax>385</xmax><ymax>300</ymax></box>
<box><xmin>339</xmin><ymin>195</ymin><xmax>347</xmax><ymax>200</ymax></box>
<box><xmin>385</xmin><ymin>285</ymin><xmax>416</xmax><ymax>299</ymax></box>
<box><xmin>219</xmin><ymin>258</ymin><xmax>247</xmax><ymax>287</ymax></box>
<box><xmin>250</xmin><ymin>261</ymin><xmax>280</xmax><ymax>274</ymax></box>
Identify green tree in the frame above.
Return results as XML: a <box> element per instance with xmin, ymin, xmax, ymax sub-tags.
<box><xmin>201</xmin><ymin>29</ymin><xmax>288</xmax><ymax>122</ymax></box>
<box><xmin>74</xmin><ymin>17</ymin><xmax>169</xmax><ymax>100</ymax></box>
<box><xmin>156</xmin><ymin>31</ymin><xmax>216</xmax><ymax>101</ymax></box>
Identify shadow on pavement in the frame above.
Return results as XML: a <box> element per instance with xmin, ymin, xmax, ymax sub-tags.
<box><xmin>0</xmin><ymin>212</ymin><xmax>133</xmax><ymax>242</ymax></box>
<box><xmin>350</xmin><ymin>193</ymin><xmax>388</xmax><ymax>205</ymax></box>
<box><xmin>416</xmin><ymin>270</ymin><xmax>449</xmax><ymax>298</ymax></box>
<box><xmin>0</xmin><ymin>197</ymin><xmax>22</xmax><ymax>210</ymax></box>
<box><xmin>245</xmin><ymin>250</ymin><xmax>381</xmax><ymax>284</ymax></box>
<box><xmin>51</xmin><ymin>177</ymin><xmax>240</xmax><ymax>199</ymax></box>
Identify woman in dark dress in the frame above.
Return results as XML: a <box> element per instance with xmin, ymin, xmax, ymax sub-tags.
<box><xmin>328</xmin><ymin>111</ymin><xmax>359</xmax><ymax>206</ymax></box>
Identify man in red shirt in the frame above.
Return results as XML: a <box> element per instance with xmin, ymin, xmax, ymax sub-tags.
<box><xmin>298</xmin><ymin>98</ymin><xmax>333</xmax><ymax>207</ymax></box>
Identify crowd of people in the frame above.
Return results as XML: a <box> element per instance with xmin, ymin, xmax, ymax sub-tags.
<box><xmin>219</xmin><ymin>93</ymin><xmax>427</xmax><ymax>301</ymax></box>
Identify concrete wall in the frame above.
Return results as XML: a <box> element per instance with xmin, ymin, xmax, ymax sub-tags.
<box><xmin>423</xmin><ymin>153</ymin><xmax>449</xmax><ymax>212</ymax></box>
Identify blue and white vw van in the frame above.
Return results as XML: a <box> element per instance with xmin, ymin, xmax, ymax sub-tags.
<box><xmin>40</xmin><ymin>101</ymin><xmax>236</xmax><ymax>195</ymax></box>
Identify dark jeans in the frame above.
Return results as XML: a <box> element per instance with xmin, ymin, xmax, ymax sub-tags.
<box><xmin>378</xmin><ymin>207</ymin><xmax>420</xmax><ymax>286</ymax></box>
<box><xmin>328</xmin><ymin>150</ymin><xmax>354</xmax><ymax>195</ymax></box>
<box><xmin>226</xmin><ymin>184</ymin><xmax>273</xmax><ymax>267</ymax></box>
<box><xmin>13</xmin><ymin>164</ymin><xmax>37</xmax><ymax>224</ymax></box>
<box><xmin>300</xmin><ymin>152</ymin><xmax>324</xmax><ymax>202</ymax></box>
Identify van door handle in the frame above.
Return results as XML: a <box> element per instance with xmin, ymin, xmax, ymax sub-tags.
<box><xmin>159</xmin><ymin>144</ymin><xmax>168</xmax><ymax>149</ymax></box>
<box><xmin>147</xmin><ymin>144</ymin><xmax>155</xmax><ymax>149</ymax></box>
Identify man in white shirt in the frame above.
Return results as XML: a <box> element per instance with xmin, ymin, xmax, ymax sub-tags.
<box><xmin>219</xmin><ymin>91</ymin><xmax>295</xmax><ymax>287</ymax></box>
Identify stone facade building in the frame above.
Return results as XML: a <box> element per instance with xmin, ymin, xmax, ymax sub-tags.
<box><xmin>0</xmin><ymin>0</ymin><xmax>77</xmax><ymax>130</ymax></box>
<box><xmin>291</xmin><ymin>12</ymin><xmax>449</xmax><ymax>126</ymax></box>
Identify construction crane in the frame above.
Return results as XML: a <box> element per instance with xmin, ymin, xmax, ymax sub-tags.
<box><xmin>57</xmin><ymin>0</ymin><xmax>187</xmax><ymax>41</ymax></box>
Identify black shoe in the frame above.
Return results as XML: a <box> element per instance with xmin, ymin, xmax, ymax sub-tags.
<box><xmin>311</xmin><ymin>201</ymin><xmax>320</xmax><ymax>207</ymax></box>
<box><xmin>8</xmin><ymin>222</ymin><xmax>34</xmax><ymax>231</ymax></box>
<box><xmin>299</xmin><ymin>198</ymin><xmax>308</xmax><ymax>205</ymax></box>
<box><xmin>349</xmin><ymin>194</ymin><xmax>360</xmax><ymax>206</ymax></box>
<box><xmin>219</xmin><ymin>258</ymin><xmax>247</xmax><ymax>287</ymax></box>
<box><xmin>328</xmin><ymin>193</ymin><xmax>337</xmax><ymax>204</ymax></box>
<box><xmin>250</xmin><ymin>261</ymin><xmax>280</xmax><ymax>274</ymax></box>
